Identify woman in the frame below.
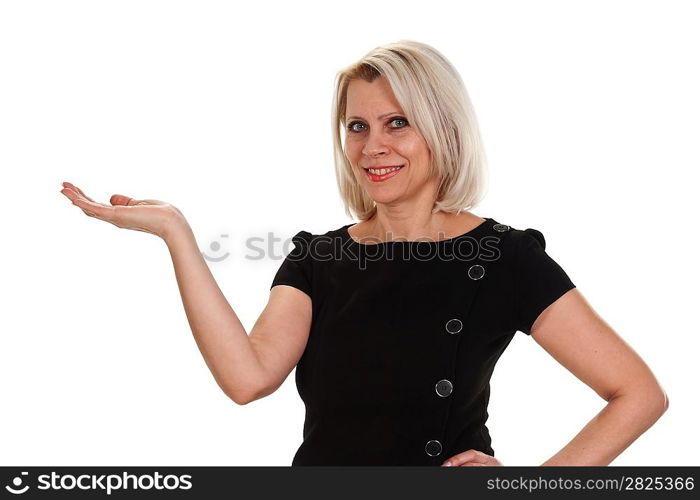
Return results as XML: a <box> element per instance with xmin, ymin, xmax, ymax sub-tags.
<box><xmin>60</xmin><ymin>40</ymin><xmax>668</xmax><ymax>466</ymax></box>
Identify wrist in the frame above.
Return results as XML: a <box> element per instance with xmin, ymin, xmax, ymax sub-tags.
<box><xmin>161</xmin><ymin>208</ymin><xmax>191</xmax><ymax>245</ymax></box>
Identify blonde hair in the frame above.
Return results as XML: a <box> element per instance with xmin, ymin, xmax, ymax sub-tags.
<box><xmin>331</xmin><ymin>40</ymin><xmax>488</xmax><ymax>221</ymax></box>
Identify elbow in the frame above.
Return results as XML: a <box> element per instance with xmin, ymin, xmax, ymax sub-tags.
<box><xmin>227</xmin><ymin>386</ymin><xmax>257</xmax><ymax>406</ymax></box>
<box><xmin>648</xmin><ymin>383</ymin><xmax>669</xmax><ymax>418</ymax></box>
<box><xmin>658</xmin><ymin>388</ymin><xmax>670</xmax><ymax>415</ymax></box>
<box><xmin>226</xmin><ymin>383</ymin><xmax>271</xmax><ymax>406</ymax></box>
<box><xmin>648</xmin><ymin>391</ymin><xmax>669</xmax><ymax>426</ymax></box>
<box><xmin>221</xmin><ymin>364</ymin><xmax>276</xmax><ymax>405</ymax></box>
<box><xmin>609</xmin><ymin>383</ymin><xmax>669</xmax><ymax>419</ymax></box>
<box><xmin>636</xmin><ymin>386</ymin><xmax>670</xmax><ymax>420</ymax></box>
<box><xmin>229</xmin><ymin>391</ymin><xmax>252</xmax><ymax>406</ymax></box>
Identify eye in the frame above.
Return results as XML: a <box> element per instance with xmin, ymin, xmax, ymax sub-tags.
<box><xmin>390</xmin><ymin>117</ymin><xmax>408</xmax><ymax>128</ymax></box>
<box><xmin>346</xmin><ymin>117</ymin><xmax>409</xmax><ymax>133</ymax></box>
<box><xmin>347</xmin><ymin>121</ymin><xmax>365</xmax><ymax>133</ymax></box>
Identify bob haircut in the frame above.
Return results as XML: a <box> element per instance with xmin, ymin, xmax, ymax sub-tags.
<box><xmin>331</xmin><ymin>40</ymin><xmax>488</xmax><ymax>221</ymax></box>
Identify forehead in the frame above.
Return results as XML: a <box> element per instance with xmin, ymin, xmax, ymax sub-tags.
<box><xmin>346</xmin><ymin>76</ymin><xmax>403</xmax><ymax>115</ymax></box>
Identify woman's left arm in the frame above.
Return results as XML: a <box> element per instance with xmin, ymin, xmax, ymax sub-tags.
<box><xmin>442</xmin><ymin>288</ymin><xmax>669</xmax><ymax>467</ymax></box>
<box><xmin>531</xmin><ymin>288</ymin><xmax>669</xmax><ymax>466</ymax></box>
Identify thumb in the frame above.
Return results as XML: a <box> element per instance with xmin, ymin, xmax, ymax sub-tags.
<box><xmin>109</xmin><ymin>194</ymin><xmax>137</xmax><ymax>206</ymax></box>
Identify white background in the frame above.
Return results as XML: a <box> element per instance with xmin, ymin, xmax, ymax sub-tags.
<box><xmin>1</xmin><ymin>0</ymin><xmax>697</xmax><ymax>466</ymax></box>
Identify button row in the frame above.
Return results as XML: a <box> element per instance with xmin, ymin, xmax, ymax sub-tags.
<box><xmin>425</xmin><ymin>224</ymin><xmax>511</xmax><ymax>457</ymax></box>
<box><xmin>430</xmin><ymin>322</ymin><xmax>458</xmax><ymax>456</ymax></box>
<box><xmin>425</xmin><ymin>223</ymin><xmax>511</xmax><ymax>459</ymax></box>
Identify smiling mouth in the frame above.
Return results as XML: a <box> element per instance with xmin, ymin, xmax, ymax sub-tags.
<box><xmin>363</xmin><ymin>164</ymin><xmax>405</xmax><ymax>182</ymax></box>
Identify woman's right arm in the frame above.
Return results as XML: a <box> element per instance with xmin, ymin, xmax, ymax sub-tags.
<box><xmin>60</xmin><ymin>181</ymin><xmax>310</xmax><ymax>406</ymax></box>
<box><xmin>164</xmin><ymin>216</ymin><xmax>312</xmax><ymax>405</ymax></box>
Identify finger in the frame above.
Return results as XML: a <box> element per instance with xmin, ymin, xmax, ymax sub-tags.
<box><xmin>442</xmin><ymin>450</ymin><xmax>476</xmax><ymax>466</ymax></box>
<box><xmin>461</xmin><ymin>457</ymin><xmax>502</xmax><ymax>467</ymax></box>
<box><xmin>60</xmin><ymin>184</ymin><xmax>80</xmax><ymax>198</ymax></box>
<box><xmin>137</xmin><ymin>199</ymin><xmax>167</xmax><ymax>205</ymax></box>
<box><xmin>61</xmin><ymin>185</ymin><xmax>110</xmax><ymax>209</ymax></box>
<box><xmin>71</xmin><ymin>197</ymin><xmax>96</xmax><ymax>215</ymax></box>
<box><xmin>60</xmin><ymin>187</ymin><xmax>76</xmax><ymax>201</ymax></box>
<box><xmin>442</xmin><ymin>449</ymin><xmax>489</xmax><ymax>467</ymax></box>
<box><xmin>72</xmin><ymin>197</ymin><xmax>114</xmax><ymax>219</ymax></box>
<box><xmin>61</xmin><ymin>188</ymin><xmax>92</xmax><ymax>206</ymax></box>
<box><xmin>63</xmin><ymin>182</ymin><xmax>97</xmax><ymax>203</ymax></box>
<box><xmin>109</xmin><ymin>194</ymin><xmax>138</xmax><ymax>206</ymax></box>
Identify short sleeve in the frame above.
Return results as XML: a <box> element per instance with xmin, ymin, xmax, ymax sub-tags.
<box><xmin>270</xmin><ymin>230</ymin><xmax>313</xmax><ymax>299</ymax></box>
<box><xmin>515</xmin><ymin>228</ymin><xmax>576</xmax><ymax>335</ymax></box>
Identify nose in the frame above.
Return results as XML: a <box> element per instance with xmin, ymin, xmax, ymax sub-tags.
<box><xmin>362</xmin><ymin>129</ymin><xmax>391</xmax><ymax>157</ymax></box>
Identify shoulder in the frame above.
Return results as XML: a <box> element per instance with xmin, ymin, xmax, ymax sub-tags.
<box><xmin>289</xmin><ymin>225</ymin><xmax>345</xmax><ymax>246</ymax></box>
<box><xmin>499</xmin><ymin>223</ymin><xmax>571</xmax><ymax>280</ymax></box>
<box><xmin>478</xmin><ymin>218</ymin><xmax>543</xmax><ymax>243</ymax></box>
<box><xmin>290</xmin><ymin>222</ymin><xmax>349</xmax><ymax>241</ymax></box>
<box><xmin>489</xmin><ymin>220</ymin><xmax>546</xmax><ymax>249</ymax></box>
<box><xmin>480</xmin><ymin>220</ymin><xmax>551</xmax><ymax>273</ymax></box>
<box><xmin>290</xmin><ymin>229</ymin><xmax>314</xmax><ymax>244</ymax></box>
<box><xmin>286</xmin><ymin>225</ymin><xmax>349</xmax><ymax>260</ymax></box>
<box><xmin>520</xmin><ymin>227</ymin><xmax>546</xmax><ymax>249</ymax></box>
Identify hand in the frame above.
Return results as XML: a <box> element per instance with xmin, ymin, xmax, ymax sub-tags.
<box><xmin>60</xmin><ymin>181</ymin><xmax>184</xmax><ymax>240</ymax></box>
<box><xmin>441</xmin><ymin>449</ymin><xmax>504</xmax><ymax>467</ymax></box>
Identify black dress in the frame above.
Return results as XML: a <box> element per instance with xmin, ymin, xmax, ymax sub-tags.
<box><xmin>270</xmin><ymin>216</ymin><xmax>576</xmax><ymax>466</ymax></box>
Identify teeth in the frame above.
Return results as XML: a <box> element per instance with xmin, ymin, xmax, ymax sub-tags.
<box><xmin>368</xmin><ymin>166</ymin><xmax>402</xmax><ymax>175</ymax></box>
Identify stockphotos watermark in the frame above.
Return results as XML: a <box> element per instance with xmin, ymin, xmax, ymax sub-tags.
<box><xmin>4</xmin><ymin>470</ymin><xmax>192</xmax><ymax>495</ymax></box>
<box><xmin>201</xmin><ymin>230</ymin><xmax>504</xmax><ymax>270</ymax></box>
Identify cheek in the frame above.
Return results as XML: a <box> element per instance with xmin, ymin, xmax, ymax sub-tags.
<box><xmin>399</xmin><ymin>134</ymin><xmax>429</xmax><ymax>158</ymax></box>
<box><xmin>412</xmin><ymin>139</ymin><xmax>431</xmax><ymax>158</ymax></box>
<box><xmin>344</xmin><ymin>142</ymin><xmax>362</xmax><ymax>164</ymax></box>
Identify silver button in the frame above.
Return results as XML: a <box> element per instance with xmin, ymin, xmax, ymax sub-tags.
<box><xmin>493</xmin><ymin>223</ymin><xmax>511</xmax><ymax>232</ymax></box>
<box><xmin>435</xmin><ymin>379</ymin><xmax>453</xmax><ymax>397</ymax></box>
<box><xmin>468</xmin><ymin>264</ymin><xmax>485</xmax><ymax>280</ymax></box>
<box><xmin>445</xmin><ymin>318</ymin><xmax>463</xmax><ymax>334</ymax></box>
<box><xmin>425</xmin><ymin>439</ymin><xmax>443</xmax><ymax>456</ymax></box>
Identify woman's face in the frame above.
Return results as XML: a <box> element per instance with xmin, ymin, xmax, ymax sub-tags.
<box><xmin>344</xmin><ymin>76</ymin><xmax>435</xmax><ymax>208</ymax></box>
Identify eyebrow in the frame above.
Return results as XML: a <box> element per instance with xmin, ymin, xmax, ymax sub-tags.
<box><xmin>346</xmin><ymin>111</ymin><xmax>403</xmax><ymax>122</ymax></box>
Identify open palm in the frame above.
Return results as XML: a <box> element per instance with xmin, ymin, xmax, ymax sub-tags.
<box><xmin>60</xmin><ymin>181</ymin><xmax>182</xmax><ymax>239</ymax></box>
